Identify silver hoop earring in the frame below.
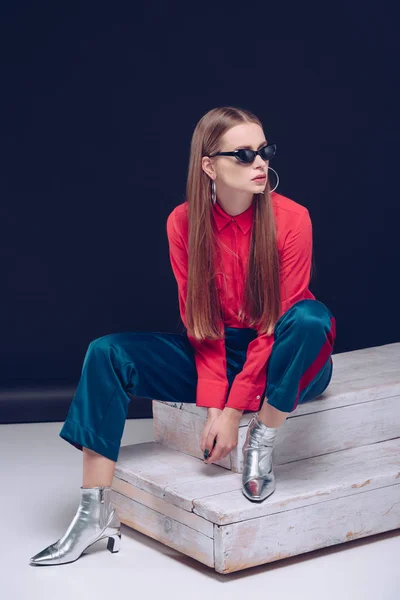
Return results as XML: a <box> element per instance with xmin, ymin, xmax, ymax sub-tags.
<box><xmin>211</xmin><ymin>179</ymin><xmax>216</xmax><ymax>204</ymax></box>
<box><xmin>267</xmin><ymin>166</ymin><xmax>279</xmax><ymax>193</ymax></box>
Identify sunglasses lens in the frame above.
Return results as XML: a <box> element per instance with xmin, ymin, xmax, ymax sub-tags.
<box><xmin>260</xmin><ymin>144</ymin><xmax>276</xmax><ymax>161</ymax></box>
<box><xmin>236</xmin><ymin>150</ymin><xmax>254</xmax><ymax>163</ymax></box>
<box><xmin>236</xmin><ymin>144</ymin><xmax>276</xmax><ymax>163</ymax></box>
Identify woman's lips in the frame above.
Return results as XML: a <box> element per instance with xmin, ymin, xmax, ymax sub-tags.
<box><xmin>253</xmin><ymin>175</ymin><xmax>266</xmax><ymax>182</ymax></box>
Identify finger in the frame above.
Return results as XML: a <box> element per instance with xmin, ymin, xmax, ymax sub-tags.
<box><xmin>204</xmin><ymin>436</ymin><xmax>217</xmax><ymax>463</ymax></box>
<box><xmin>205</xmin><ymin>442</ymin><xmax>235</xmax><ymax>464</ymax></box>
<box><xmin>200</xmin><ymin>423</ymin><xmax>211</xmax><ymax>453</ymax></box>
<box><xmin>205</xmin><ymin>430</ymin><xmax>217</xmax><ymax>454</ymax></box>
<box><xmin>205</xmin><ymin>448</ymin><xmax>222</xmax><ymax>464</ymax></box>
<box><xmin>205</xmin><ymin>442</ymin><xmax>223</xmax><ymax>464</ymax></box>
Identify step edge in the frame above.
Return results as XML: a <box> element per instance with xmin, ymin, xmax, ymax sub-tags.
<box><xmin>115</xmin><ymin>438</ymin><xmax>400</xmax><ymax>523</ymax></box>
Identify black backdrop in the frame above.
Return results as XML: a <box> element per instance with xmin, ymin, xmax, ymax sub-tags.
<box><xmin>1</xmin><ymin>2</ymin><xmax>398</xmax><ymax>423</ymax></box>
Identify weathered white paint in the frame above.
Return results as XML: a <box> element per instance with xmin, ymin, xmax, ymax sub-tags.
<box><xmin>214</xmin><ymin>483</ymin><xmax>400</xmax><ymax>574</ymax></box>
<box><xmin>115</xmin><ymin>437</ymin><xmax>400</xmax><ymax>520</ymax></box>
<box><xmin>153</xmin><ymin>394</ymin><xmax>400</xmax><ymax>471</ymax></box>
<box><xmin>156</xmin><ymin>341</ymin><xmax>400</xmax><ymax>417</ymax></box>
<box><xmin>111</xmin><ymin>489</ymin><xmax>214</xmax><ymax>568</ymax></box>
<box><xmin>113</xmin><ymin>342</ymin><xmax>400</xmax><ymax>573</ymax></box>
<box><xmin>115</xmin><ymin>441</ymin><xmax>234</xmax><ymax>512</ymax></box>
<box><xmin>112</xmin><ymin>474</ymin><xmax>214</xmax><ymax>536</ymax></box>
<box><xmin>152</xmin><ymin>342</ymin><xmax>400</xmax><ymax>470</ymax></box>
<box><xmin>113</xmin><ymin>438</ymin><xmax>400</xmax><ymax>573</ymax></box>
<box><xmin>191</xmin><ymin>438</ymin><xmax>400</xmax><ymax>524</ymax></box>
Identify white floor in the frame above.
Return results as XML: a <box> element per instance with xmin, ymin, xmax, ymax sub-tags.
<box><xmin>2</xmin><ymin>418</ymin><xmax>399</xmax><ymax>600</ymax></box>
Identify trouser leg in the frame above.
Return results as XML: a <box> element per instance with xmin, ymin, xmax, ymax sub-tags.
<box><xmin>59</xmin><ymin>331</ymin><xmax>198</xmax><ymax>462</ymax></box>
<box><xmin>263</xmin><ymin>299</ymin><xmax>336</xmax><ymax>413</ymax></box>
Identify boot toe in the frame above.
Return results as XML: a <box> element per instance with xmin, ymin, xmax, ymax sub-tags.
<box><xmin>242</xmin><ymin>477</ymin><xmax>276</xmax><ymax>502</ymax></box>
<box><xmin>29</xmin><ymin>543</ymin><xmax>59</xmax><ymax>566</ymax></box>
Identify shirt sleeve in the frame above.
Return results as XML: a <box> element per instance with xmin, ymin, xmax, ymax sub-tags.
<box><xmin>225</xmin><ymin>209</ymin><xmax>314</xmax><ymax>411</ymax></box>
<box><xmin>166</xmin><ymin>212</ymin><xmax>229</xmax><ymax>409</ymax></box>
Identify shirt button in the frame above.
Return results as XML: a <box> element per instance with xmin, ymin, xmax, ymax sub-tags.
<box><xmin>256</xmin><ymin>395</ymin><xmax>261</xmax><ymax>399</ymax></box>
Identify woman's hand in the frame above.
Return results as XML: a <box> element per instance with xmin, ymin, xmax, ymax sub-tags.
<box><xmin>200</xmin><ymin>408</ymin><xmax>222</xmax><ymax>455</ymax></box>
<box><xmin>200</xmin><ymin>408</ymin><xmax>241</xmax><ymax>465</ymax></box>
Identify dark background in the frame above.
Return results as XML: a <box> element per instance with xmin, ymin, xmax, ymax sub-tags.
<box><xmin>1</xmin><ymin>1</ymin><xmax>398</xmax><ymax>423</ymax></box>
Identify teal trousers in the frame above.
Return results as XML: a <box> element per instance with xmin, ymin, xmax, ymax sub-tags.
<box><xmin>60</xmin><ymin>299</ymin><xmax>336</xmax><ymax>462</ymax></box>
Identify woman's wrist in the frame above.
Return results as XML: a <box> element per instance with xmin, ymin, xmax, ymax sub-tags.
<box><xmin>222</xmin><ymin>406</ymin><xmax>244</xmax><ymax>421</ymax></box>
<box><xmin>207</xmin><ymin>407</ymin><xmax>223</xmax><ymax>416</ymax></box>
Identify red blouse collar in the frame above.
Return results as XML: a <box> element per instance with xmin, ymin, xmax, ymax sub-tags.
<box><xmin>212</xmin><ymin>200</ymin><xmax>254</xmax><ymax>234</ymax></box>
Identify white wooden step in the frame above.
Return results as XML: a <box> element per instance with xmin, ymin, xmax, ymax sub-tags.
<box><xmin>112</xmin><ymin>437</ymin><xmax>400</xmax><ymax>573</ymax></box>
<box><xmin>152</xmin><ymin>342</ymin><xmax>400</xmax><ymax>471</ymax></box>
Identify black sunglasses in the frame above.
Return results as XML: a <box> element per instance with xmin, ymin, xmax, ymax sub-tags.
<box><xmin>208</xmin><ymin>143</ymin><xmax>277</xmax><ymax>164</ymax></box>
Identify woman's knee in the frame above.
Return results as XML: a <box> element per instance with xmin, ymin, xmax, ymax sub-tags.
<box><xmin>88</xmin><ymin>333</ymin><xmax>120</xmax><ymax>352</ymax></box>
<box><xmin>88</xmin><ymin>331</ymin><xmax>139</xmax><ymax>353</ymax></box>
<box><xmin>287</xmin><ymin>299</ymin><xmax>333</xmax><ymax>334</ymax></box>
<box><xmin>84</xmin><ymin>333</ymin><xmax>139</xmax><ymax>369</ymax></box>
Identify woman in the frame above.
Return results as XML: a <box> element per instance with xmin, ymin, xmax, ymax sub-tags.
<box><xmin>29</xmin><ymin>106</ymin><xmax>336</xmax><ymax>566</ymax></box>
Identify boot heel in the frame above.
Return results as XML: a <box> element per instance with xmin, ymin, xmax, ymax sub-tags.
<box><xmin>107</xmin><ymin>532</ymin><xmax>121</xmax><ymax>553</ymax></box>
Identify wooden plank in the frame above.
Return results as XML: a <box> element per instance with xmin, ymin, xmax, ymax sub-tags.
<box><xmin>269</xmin><ymin>394</ymin><xmax>400</xmax><ymax>466</ymax></box>
<box><xmin>155</xmin><ymin>341</ymin><xmax>400</xmax><ymax>420</ymax></box>
<box><xmin>153</xmin><ymin>401</ymin><xmax>231</xmax><ymax>469</ymax></box>
<box><xmin>214</xmin><ymin>483</ymin><xmax>400</xmax><ymax>574</ymax></box>
<box><xmin>115</xmin><ymin>438</ymin><xmax>400</xmax><ymax>525</ymax></box>
<box><xmin>153</xmin><ymin>395</ymin><xmax>400</xmax><ymax>470</ymax></box>
<box><xmin>111</xmin><ymin>490</ymin><xmax>214</xmax><ymax>568</ymax></box>
<box><xmin>115</xmin><ymin>441</ymin><xmax>235</xmax><ymax>512</ymax></box>
<box><xmin>156</xmin><ymin>375</ymin><xmax>400</xmax><ymax>421</ymax></box>
<box><xmin>111</xmin><ymin>476</ymin><xmax>213</xmax><ymax>537</ymax></box>
<box><xmin>189</xmin><ymin>438</ymin><xmax>400</xmax><ymax>524</ymax></box>
<box><xmin>314</xmin><ymin>375</ymin><xmax>400</xmax><ymax>413</ymax></box>
<box><xmin>328</xmin><ymin>342</ymin><xmax>400</xmax><ymax>365</ymax></box>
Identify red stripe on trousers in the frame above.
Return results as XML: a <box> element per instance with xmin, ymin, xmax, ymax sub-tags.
<box><xmin>293</xmin><ymin>316</ymin><xmax>336</xmax><ymax>410</ymax></box>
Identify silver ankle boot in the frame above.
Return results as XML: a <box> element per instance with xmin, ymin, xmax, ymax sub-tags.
<box><xmin>242</xmin><ymin>414</ymin><xmax>279</xmax><ymax>502</ymax></box>
<box><xmin>29</xmin><ymin>486</ymin><xmax>121</xmax><ymax>566</ymax></box>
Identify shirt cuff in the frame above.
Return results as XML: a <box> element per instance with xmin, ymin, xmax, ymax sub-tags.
<box><xmin>195</xmin><ymin>378</ymin><xmax>229</xmax><ymax>409</ymax></box>
<box><xmin>225</xmin><ymin>380</ymin><xmax>265</xmax><ymax>411</ymax></box>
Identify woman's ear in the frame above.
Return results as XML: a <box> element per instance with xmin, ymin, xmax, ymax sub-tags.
<box><xmin>201</xmin><ymin>156</ymin><xmax>215</xmax><ymax>179</ymax></box>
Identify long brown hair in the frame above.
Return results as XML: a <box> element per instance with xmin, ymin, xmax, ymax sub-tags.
<box><xmin>184</xmin><ymin>106</ymin><xmax>311</xmax><ymax>342</ymax></box>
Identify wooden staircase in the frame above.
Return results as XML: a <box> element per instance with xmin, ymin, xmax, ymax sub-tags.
<box><xmin>110</xmin><ymin>342</ymin><xmax>400</xmax><ymax>573</ymax></box>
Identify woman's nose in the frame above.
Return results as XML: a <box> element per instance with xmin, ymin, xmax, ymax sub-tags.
<box><xmin>254</xmin><ymin>154</ymin><xmax>266</xmax><ymax>167</ymax></box>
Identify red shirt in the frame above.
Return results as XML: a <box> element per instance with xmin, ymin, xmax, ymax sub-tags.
<box><xmin>166</xmin><ymin>191</ymin><xmax>316</xmax><ymax>412</ymax></box>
